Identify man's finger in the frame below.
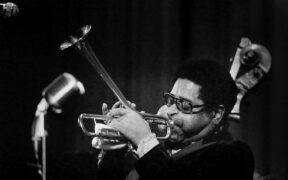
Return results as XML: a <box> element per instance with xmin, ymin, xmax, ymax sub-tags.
<box><xmin>108</xmin><ymin>119</ymin><xmax>125</xmax><ymax>132</ymax></box>
<box><xmin>112</xmin><ymin>101</ymin><xmax>122</xmax><ymax>109</ymax></box>
<box><xmin>131</xmin><ymin>103</ymin><xmax>136</xmax><ymax>109</ymax></box>
<box><xmin>109</xmin><ymin>108</ymin><xmax>130</xmax><ymax>117</ymax></box>
<box><xmin>102</xmin><ymin>103</ymin><xmax>109</xmax><ymax>115</ymax></box>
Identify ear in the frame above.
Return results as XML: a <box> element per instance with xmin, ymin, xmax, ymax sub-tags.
<box><xmin>211</xmin><ymin>105</ymin><xmax>225</xmax><ymax>125</ymax></box>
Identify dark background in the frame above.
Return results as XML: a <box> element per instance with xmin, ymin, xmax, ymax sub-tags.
<box><xmin>0</xmin><ymin>0</ymin><xmax>287</xmax><ymax>179</ymax></box>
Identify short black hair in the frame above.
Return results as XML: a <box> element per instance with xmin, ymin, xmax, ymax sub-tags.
<box><xmin>173</xmin><ymin>57</ymin><xmax>238</xmax><ymax>120</ymax></box>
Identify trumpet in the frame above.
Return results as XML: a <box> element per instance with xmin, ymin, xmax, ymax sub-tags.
<box><xmin>78</xmin><ymin>113</ymin><xmax>173</xmax><ymax>150</ymax></box>
<box><xmin>60</xmin><ymin>25</ymin><xmax>173</xmax><ymax>150</ymax></box>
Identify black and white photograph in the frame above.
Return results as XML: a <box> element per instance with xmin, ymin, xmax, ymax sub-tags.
<box><xmin>0</xmin><ymin>0</ymin><xmax>287</xmax><ymax>180</ymax></box>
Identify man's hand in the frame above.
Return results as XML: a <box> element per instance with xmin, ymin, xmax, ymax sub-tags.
<box><xmin>108</xmin><ymin>108</ymin><xmax>153</xmax><ymax>146</ymax></box>
<box><xmin>101</xmin><ymin>101</ymin><xmax>137</xmax><ymax>115</ymax></box>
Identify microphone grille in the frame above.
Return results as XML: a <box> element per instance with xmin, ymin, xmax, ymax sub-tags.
<box><xmin>3</xmin><ymin>2</ymin><xmax>19</xmax><ymax>17</ymax></box>
<box><xmin>42</xmin><ymin>73</ymin><xmax>85</xmax><ymax>109</ymax></box>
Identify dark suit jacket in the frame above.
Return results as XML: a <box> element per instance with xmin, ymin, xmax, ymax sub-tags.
<box><xmin>134</xmin><ymin>141</ymin><xmax>254</xmax><ymax>180</ymax></box>
<box><xmin>42</xmin><ymin>140</ymin><xmax>254</xmax><ymax>180</ymax></box>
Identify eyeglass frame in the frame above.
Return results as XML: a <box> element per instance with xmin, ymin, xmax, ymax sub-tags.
<box><xmin>163</xmin><ymin>92</ymin><xmax>210</xmax><ymax>114</ymax></box>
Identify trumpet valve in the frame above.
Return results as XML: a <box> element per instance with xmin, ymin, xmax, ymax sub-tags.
<box><xmin>94</xmin><ymin>123</ymin><xmax>123</xmax><ymax>139</ymax></box>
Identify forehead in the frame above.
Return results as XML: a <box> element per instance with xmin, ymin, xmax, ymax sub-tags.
<box><xmin>170</xmin><ymin>78</ymin><xmax>203</xmax><ymax>104</ymax></box>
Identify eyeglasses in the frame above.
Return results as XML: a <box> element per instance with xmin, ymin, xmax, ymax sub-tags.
<box><xmin>163</xmin><ymin>92</ymin><xmax>208</xmax><ymax>114</ymax></box>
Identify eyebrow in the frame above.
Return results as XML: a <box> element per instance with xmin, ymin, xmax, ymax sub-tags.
<box><xmin>172</xmin><ymin>94</ymin><xmax>194</xmax><ymax>104</ymax></box>
<box><xmin>176</xmin><ymin>94</ymin><xmax>204</xmax><ymax>106</ymax></box>
<box><xmin>178</xmin><ymin>95</ymin><xmax>193</xmax><ymax>102</ymax></box>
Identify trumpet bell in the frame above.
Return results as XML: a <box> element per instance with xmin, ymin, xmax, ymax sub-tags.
<box><xmin>60</xmin><ymin>25</ymin><xmax>92</xmax><ymax>51</ymax></box>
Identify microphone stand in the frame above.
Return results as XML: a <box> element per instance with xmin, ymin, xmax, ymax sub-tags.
<box><xmin>32</xmin><ymin>98</ymin><xmax>49</xmax><ymax>180</ymax></box>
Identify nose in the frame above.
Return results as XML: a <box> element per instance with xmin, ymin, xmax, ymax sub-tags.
<box><xmin>167</xmin><ymin>104</ymin><xmax>178</xmax><ymax>120</ymax></box>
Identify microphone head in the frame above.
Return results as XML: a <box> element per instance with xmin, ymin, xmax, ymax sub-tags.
<box><xmin>42</xmin><ymin>73</ymin><xmax>85</xmax><ymax>109</ymax></box>
<box><xmin>3</xmin><ymin>2</ymin><xmax>19</xmax><ymax>17</ymax></box>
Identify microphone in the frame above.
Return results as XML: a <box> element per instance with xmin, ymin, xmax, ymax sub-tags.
<box><xmin>0</xmin><ymin>2</ymin><xmax>19</xmax><ymax>17</ymax></box>
<box><xmin>42</xmin><ymin>72</ymin><xmax>85</xmax><ymax>111</ymax></box>
<box><xmin>32</xmin><ymin>73</ymin><xmax>85</xmax><ymax>178</ymax></box>
<box><xmin>32</xmin><ymin>72</ymin><xmax>85</xmax><ymax>138</ymax></box>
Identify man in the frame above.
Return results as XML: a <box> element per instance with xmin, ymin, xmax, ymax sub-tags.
<box><xmin>102</xmin><ymin>57</ymin><xmax>254</xmax><ymax>180</ymax></box>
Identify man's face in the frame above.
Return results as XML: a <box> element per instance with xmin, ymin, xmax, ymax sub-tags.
<box><xmin>158</xmin><ymin>78</ymin><xmax>216</xmax><ymax>144</ymax></box>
